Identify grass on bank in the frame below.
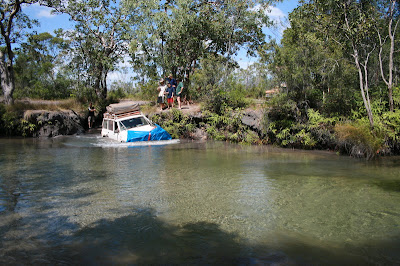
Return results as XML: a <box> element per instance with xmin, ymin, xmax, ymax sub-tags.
<box><xmin>5</xmin><ymin>98</ymin><xmax>86</xmax><ymax>113</ymax></box>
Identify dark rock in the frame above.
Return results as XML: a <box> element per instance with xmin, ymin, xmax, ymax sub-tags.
<box><xmin>24</xmin><ymin>110</ymin><xmax>85</xmax><ymax>137</ymax></box>
<box><xmin>190</xmin><ymin>128</ymin><xmax>208</xmax><ymax>140</ymax></box>
<box><xmin>241</xmin><ymin>109</ymin><xmax>264</xmax><ymax>134</ymax></box>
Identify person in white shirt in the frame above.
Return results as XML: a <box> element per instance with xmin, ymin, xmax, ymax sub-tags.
<box><xmin>157</xmin><ymin>78</ymin><xmax>167</xmax><ymax>111</ymax></box>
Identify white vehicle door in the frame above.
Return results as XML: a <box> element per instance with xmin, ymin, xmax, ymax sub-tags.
<box><xmin>108</xmin><ymin>121</ymin><xmax>120</xmax><ymax>141</ymax></box>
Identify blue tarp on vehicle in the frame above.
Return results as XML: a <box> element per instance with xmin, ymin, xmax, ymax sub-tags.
<box><xmin>126</xmin><ymin>124</ymin><xmax>172</xmax><ymax>142</ymax></box>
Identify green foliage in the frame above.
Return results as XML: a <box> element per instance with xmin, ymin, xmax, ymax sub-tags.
<box><xmin>376</xmin><ymin>110</ymin><xmax>400</xmax><ymax>154</ymax></box>
<box><xmin>124</xmin><ymin>0</ymin><xmax>270</xmax><ymax>83</ymax></box>
<box><xmin>203</xmin><ymin>86</ymin><xmax>250</xmax><ymax>115</ymax></box>
<box><xmin>0</xmin><ymin>104</ymin><xmax>36</xmax><ymax>137</ymax></box>
<box><xmin>70</xmin><ymin>86</ymin><xmax>98</xmax><ymax>104</ymax></box>
<box><xmin>335</xmin><ymin>120</ymin><xmax>384</xmax><ymax>159</ymax></box>
<box><xmin>189</xmin><ymin>54</ymin><xmax>235</xmax><ymax>101</ymax></box>
<box><xmin>264</xmin><ymin>93</ymin><xmax>300</xmax><ymax>136</ymax></box>
<box><xmin>54</xmin><ymin>0</ymin><xmax>134</xmax><ymax>100</ymax></box>
<box><xmin>14</xmin><ymin>32</ymin><xmax>72</xmax><ymax>100</ymax></box>
<box><xmin>0</xmin><ymin>0</ymin><xmax>40</xmax><ymax>103</ymax></box>
<box><xmin>150</xmin><ymin>109</ymin><xmax>196</xmax><ymax>139</ymax></box>
<box><xmin>151</xmin><ymin>106</ymin><xmax>261</xmax><ymax>145</ymax></box>
<box><xmin>264</xmin><ymin>95</ymin><xmax>338</xmax><ymax>149</ymax></box>
<box><xmin>393</xmin><ymin>86</ymin><xmax>400</xmax><ymax>108</ymax></box>
<box><xmin>322</xmin><ymin>87</ymin><xmax>357</xmax><ymax>117</ymax></box>
<box><xmin>0</xmin><ymin>106</ymin><xmax>19</xmax><ymax>136</ymax></box>
<box><xmin>107</xmin><ymin>88</ymin><xmax>126</xmax><ymax>102</ymax></box>
<box><xmin>134</xmin><ymin>80</ymin><xmax>159</xmax><ymax>101</ymax></box>
<box><xmin>19</xmin><ymin>119</ymin><xmax>37</xmax><ymax>137</ymax></box>
<box><xmin>202</xmin><ymin>107</ymin><xmax>261</xmax><ymax>144</ymax></box>
<box><xmin>232</xmin><ymin>62</ymin><xmax>272</xmax><ymax>99</ymax></box>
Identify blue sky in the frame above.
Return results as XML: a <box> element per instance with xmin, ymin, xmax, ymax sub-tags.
<box><xmin>22</xmin><ymin>0</ymin><xmax>300</xmax><ymax>80</ymax></box>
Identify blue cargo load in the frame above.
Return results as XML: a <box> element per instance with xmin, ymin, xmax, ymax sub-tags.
<box><xmin>127</xmin><ymin>124</ymin><xmax>172</xmax><ymax>142</ymax></box>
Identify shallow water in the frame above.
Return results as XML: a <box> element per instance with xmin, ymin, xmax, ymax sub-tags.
<box><xmin>0</xmin><ymin>136</ymin><xmax>399</xmax><ymax>265</ymax></box>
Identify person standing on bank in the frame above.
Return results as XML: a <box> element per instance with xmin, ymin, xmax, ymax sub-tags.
<box><xmin>166</xmin><ymin>82</ymin><xmax>175</xmax><ymax>109</ymax></box>
<box><xmin>176</xmin><ymin>78</ymin><xmax>184</xmax><ymax>109</ymax></box>
<box><xmin>157</xmin><ymin>78</ymin><xmax>167</xmax><ymax>111</ymax></box>
<box><xmin>166</xmin><ymin>74</ymin><xmax>177</xmax><ymax>92</ymax></box>
<box><xmin>88</xmin><ymin>102</ymin><xmax>96</xmax><ymax>129</ymax></box>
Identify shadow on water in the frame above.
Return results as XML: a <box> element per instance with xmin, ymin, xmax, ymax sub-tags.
<box><xmin>374</xmin><ymin>180</ymin><xmax>400</xmax><ymax>193</ymax></box>
<box><xmin>1</xmin><ymin>206</ymin><xmax>400</xmax><ymax>265</ymax></box>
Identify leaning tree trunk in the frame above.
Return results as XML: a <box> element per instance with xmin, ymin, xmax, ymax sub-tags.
<box><xmin>0</xmin><ymin>51</ymin><xmax>15</xmax><ymax>105</ymax></box>
<box><xmin>354</xmin><ymin>51</ymin><xmax>374</xmax><ymax>128</ymax></box>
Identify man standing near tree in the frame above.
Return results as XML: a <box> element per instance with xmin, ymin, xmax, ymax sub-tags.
<box><xmin>88</xmin><ymin>102</ymin><xmax>96</xmax><ymax>129</ymax></box>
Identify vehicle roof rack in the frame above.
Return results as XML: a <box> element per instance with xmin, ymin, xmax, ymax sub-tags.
<box><xmin>103</xmin><ymin>110</ymin><xmax>141</xmax><ymax>120</ymax></box>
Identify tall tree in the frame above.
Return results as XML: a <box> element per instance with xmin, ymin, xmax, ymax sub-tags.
<box><xmin>123</xmin><ymin>0</ymin><xmax>274</xmax><ymax>83</ymax></box>
<box><xmin>0</xmin><ymin>0</ymin><xmax>38</xmax><ymax>104</ymax></box>
<box><xmin>49</xmin><ymin>0</ymin><xmax>134</xmax><ymax>100</ymax></box>
<box><xmin>265</xmin><ymin>3</ymin><xmax>358</xmax><ymax>113</ymax></box>
<box><xmin>375</xmin><ymin>0</ymin><xmax>399</xmax><ymax>112</ymax></box>
<box><xmin>310</xmin><ymin>0</ymin><xmax>378</xmax><ymax>127</ymax></box>
<box><xmin>14</xmin><ymin>32</ymin><xmax>70</xmax><ymax>99</ymax></box>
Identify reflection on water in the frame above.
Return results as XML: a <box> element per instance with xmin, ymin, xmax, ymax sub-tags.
<box><xmin>0</xmin><ymin>136</ymin><xmax>400</xmax><ymax>265</ymax></box>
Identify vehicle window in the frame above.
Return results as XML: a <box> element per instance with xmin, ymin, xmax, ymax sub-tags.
<box><xmin>119</xmin><ymin>117</ymin><xmax>149</xmax><ymax>129</ymax></box>
<box><xmin>102</xmin><ymin>119</ymin><xmax>108</xmax><ymax>129</ymax></box>
<box><xmin>108</xmin><ymin>120</ymin><xmax>113</xmax><ymax>130</ymax></box>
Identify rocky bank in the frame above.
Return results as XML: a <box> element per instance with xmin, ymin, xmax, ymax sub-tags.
<box><xmin>24</xmin><ymin>109</ymin><xmax>85</xmax><ymax>137</ymax></box>
<box><xmin>21</xmin><ymin>101</ymin><xmax>265</xmax><ymax>139</ymax></box>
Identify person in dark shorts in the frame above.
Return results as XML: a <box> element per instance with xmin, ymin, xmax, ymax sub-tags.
<box><xmin>157</xmin><ymin>78</ymin><xmax>167</xmax><ymax>111</ymax></box>
<box><xmin>176</xmin><ymin>78</ymin><xmax>184</xmax><ymax>109</ymax></box>
<box><xmin>88</xmin><ymin>102</ymin><xmax>96</xmax><ymax>128</ymax></box>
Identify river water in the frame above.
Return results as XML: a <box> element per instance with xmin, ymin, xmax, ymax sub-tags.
<box><xmin>0</xmin><ymin>135</ymin><xmax>399</xmax><ymax>265</ymax></box>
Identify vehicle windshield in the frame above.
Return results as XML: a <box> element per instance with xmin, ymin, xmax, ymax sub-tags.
<box><xmin>119</xmin><ymin>116</ymin><xmax>149</xmax><ymax>130</ymax></box>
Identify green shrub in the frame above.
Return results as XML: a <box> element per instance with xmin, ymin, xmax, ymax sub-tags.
<box><xmin>134</xmin><ymin>80</ymin><xmax>159</xmax><ymax>101</ymax></box>
<box><xmin>263</xmin><ymin>93</ymin><xmax>300</xmax><ymax>142</ymax></box>
<box><xmin>376</xmin><ymin>110</ymin><xmax>400</xmax><ymax>154</ymax></box>
<box><xmin>108</xmin><ymin>87</ymin><xmax>126</xmax><ymax>101</ymax></box>
<box><xmin>0</xmin><ymin>106</ymin><xmax>37</xmax><ymax>137</ymax></box>
<box><xmin>322</xmin><ymin>87</ymin><xmax>357</xmax><ymax>117</ymax></box>
<box><xmin>335</xmin><ymin>120</ymin><xmax>384</xmax><ymax>159</ymax></box>
<box><xmin>203</xmin><ymin>86</ymin><xmax>249</xmax><ymax>115</ymax></box>
<box><xmin>150</xmin><ymin>109</ymin><xmax>196</xmax><ymax>139</ymax></box>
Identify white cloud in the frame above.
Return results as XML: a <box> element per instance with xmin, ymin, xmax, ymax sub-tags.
<box><xmin>266</xmin><ymin>6</ymin><xmax>286</xmax><ymax>21</ymax></box>
<box><xmin>251</xmin><ymin>4</ymin><xmax>286</xmax><ymax>21</ymax></box>
<box><xmin>23</xmin><ymin>3</ymin><xmax>56</xmax><ymax>18</ymax></box>
<box><xmin>255</xmin><ymin>5</ymin><xmax>290</xmax><ymax>40</ymax></box>
<box><xmin>37</xmin><ymin>7</ymin><xmax>56</xmax><ymax>18</ymax></box>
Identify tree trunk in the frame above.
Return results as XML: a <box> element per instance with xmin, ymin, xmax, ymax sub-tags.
<box><xmin>94</xmin><ymin>64</ymin><xmax>108</xmax><ymax>100</ymax></box>
<box><xmin>0</xmin><ymin>51</ymin><xmax>15</xmax><ymax>105</ymax></box>
<box><xmin>377</xmin><ymin>0</ymin><xmax>398</xmax><ymax>112</ymax></box>
<box><xmin>354</xmin><ymin>51</ymin><xmax>374</xmax><ymax>128</ymax></box>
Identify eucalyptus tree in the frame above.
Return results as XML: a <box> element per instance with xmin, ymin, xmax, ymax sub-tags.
<box><xmin>123</xmin><ymin>0</ymin><xmax>275</xmax><ymax>84</ymax></box>
<box><xmin>0</xmin><ymin>0</ymin><xmax>38</xmax><ymax>104</ymax></box>
<box><xmin>48</xmin><ymin>0</ymin><xmax>135</xmax><ymax>100</ymax></box>
<box><xmin>306</xmin><ymin>0</ymin><xmax>380</xmax><ymax>127</ymax></box>
<box><xmin>266</xmin><ymin>2</ymin><xmax>358</xmax><ymax>113</ymax></box>
<box><xmin>375</xmin><ymin>0</ymin><xmax>399</xmax><ymax>112</ymax></box>
<box><xmin>14</xmin><ymin>32</ymin><xmax>70</xmax><ymax>99</ymax></box>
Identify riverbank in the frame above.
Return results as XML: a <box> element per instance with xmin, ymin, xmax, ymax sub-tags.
<box><xmin>0</xmin><ymin>98</ymin><xmax>263</xmax><ymax>140</ymax></box>
<box><xmin>1</xmin><ymin>98</ymin><xmax>399</xmax><ymax>159</ymax></box>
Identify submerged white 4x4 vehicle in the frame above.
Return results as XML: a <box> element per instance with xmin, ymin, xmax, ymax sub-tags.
<box><xmin>101</xmin><ymin>102</ymin><xmax>172</xmax><ymax>142</ymax></box>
